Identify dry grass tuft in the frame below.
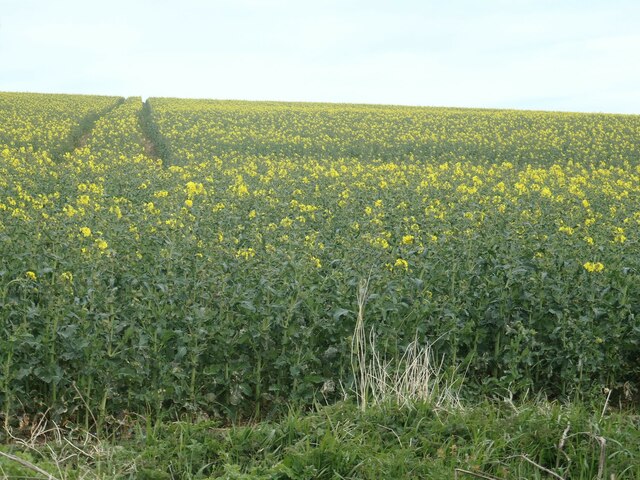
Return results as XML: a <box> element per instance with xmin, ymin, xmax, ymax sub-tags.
<box><xmin>351</xmin><ymin>277</ymin><xmax>463</xmax><ymax>411</ymax></box>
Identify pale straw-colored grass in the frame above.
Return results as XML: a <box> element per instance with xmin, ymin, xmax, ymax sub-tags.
<box><xmin>351</xmin><ymin>277</ymin><xmax>463</xmax><ymax>411</ymax></box>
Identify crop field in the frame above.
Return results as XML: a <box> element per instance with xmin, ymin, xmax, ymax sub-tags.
<box><xmin>1</xmin><ymin>92</ymin><xmax>639</xmax><ymax>478</ymax></box>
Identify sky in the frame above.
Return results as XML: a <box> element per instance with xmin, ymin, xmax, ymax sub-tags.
<box><xmin>1</xmin><ymin>0</ymin><xmax>639</xmax><ymax>114</ymax></box>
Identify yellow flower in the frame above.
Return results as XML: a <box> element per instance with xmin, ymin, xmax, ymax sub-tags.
<box><xmin>110</xmin><ymin>205</ymin><xmax>122</xmax><ymax>219</ymax></box>
<box><xmin>80</xmin><ymin>226</ymin><xmax>92</xmax><ymax>237</ymax></box>
<box><xmin>402</xmin><ymin>235</ymin><xmax>415</xmax><ymax>245</ymax></box>
<box><xmin>310</xmin><ymin>256</ymin><xmax>322</xmax><ymax>268</ymax></box>
<box><xmin>394</xmin><ymin>258</ymin><xmax>409</xmax><ymax>271</ymax></box>
<box><xmin>235</xmin><ymin>183</ymin><xmax>249</xmax><ymax>197</ymax></box>
<box><xmin>583</xmin><ymin>262</ymin><xmax>604</xmax><ymax>273</ymax></box>
<box><xmin>26</xmin><ymin>271</ymin><xmax>37</xmax><ymax>281</ymax></box>
<box><xmin>236</xmin><ymin>247</ymin><xmax>256</xmax><ymax>260</ymax></box>
<box><xmin>185</xmin><ymin>181</ymin><xmax>205</xmax><ymax>197</ymax></box>
<box><xmin>144</xmin><ymin>202</ymin><xmax>160</xmax><ymax>214</ymax></box>
<box><xmin>96</xmin><ymin>239</ymin><xmax>108</xmax><ymax>250</ymax></box>
<box><xmin>614</xmin><ymin>234</ymin><xmax>627</xmax><ymax>243</ymax></box>
<box><xmin>184</xmin><ymin>199</ymin><xmax>193</xmax><ymax>208</ymax></box>
<box><xmin>60</xmin><ymin>271</ymin><xmax>73</xmax><ymax>283</ymax></box>
<box><xmin>64</xmin><ymin>205</ymin><xmax>78</xmax><ymax>217</ymax></box>
<box><xmin>372</xmin><ymin>237</ymin><xmax>389</xmax><ymax>249</ymax></box>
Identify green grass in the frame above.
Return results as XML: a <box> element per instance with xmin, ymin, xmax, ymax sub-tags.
<box><xmin>1</xmin><ymin>398</ymin><xmax>638</xmax><ymax>479</ymax></box>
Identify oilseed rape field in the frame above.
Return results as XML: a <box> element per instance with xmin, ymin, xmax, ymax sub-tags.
<box><xmin>1</xmin><ymin>91</ymin><xmax>640</xmax><ymax>433</ymax></box>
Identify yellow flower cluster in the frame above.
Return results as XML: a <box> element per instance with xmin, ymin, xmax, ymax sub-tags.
<box><xmin>583</xmin><ymin>262</ymin><xmax>605</xmax><ymax>273</ymax></box>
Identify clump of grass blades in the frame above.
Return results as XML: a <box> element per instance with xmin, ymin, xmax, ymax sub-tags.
<box><xmin>351</xmin><ymin>277</ymin><xmax>463</xmax><ymax>411</ymax></box>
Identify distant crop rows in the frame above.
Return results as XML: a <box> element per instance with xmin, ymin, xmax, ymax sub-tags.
<box><xmin>1</xmin><ymin>93</ymin><xmax>639</xmax><ymax>425</ymax></box>
<box><xmin>0</xmin><ymin>92</ymin><xmax>120</xmax><ymax>158</ymax></box>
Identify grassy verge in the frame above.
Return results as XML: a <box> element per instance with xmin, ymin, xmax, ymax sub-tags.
<box><xmin>1</xmin><ymin>397</ymin><xmax>638</xmax><ymax>479</ymax></box>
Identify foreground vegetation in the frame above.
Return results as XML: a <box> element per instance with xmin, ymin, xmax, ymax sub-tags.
<box><xmin>1</xmin><ymin>92</ymin><xmax>639</xmax><ymax>477</ymax></box>
<box><xmin>2</xmin><ymin>398</ymin><xmax>639</xmax><ymax>479</ymax></box>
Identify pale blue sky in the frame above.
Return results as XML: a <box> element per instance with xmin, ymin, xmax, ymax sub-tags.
<box><xmin>1</xmin><ymin>0</ymin><xmax>639</xmax><ymax>113</ymax></box>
